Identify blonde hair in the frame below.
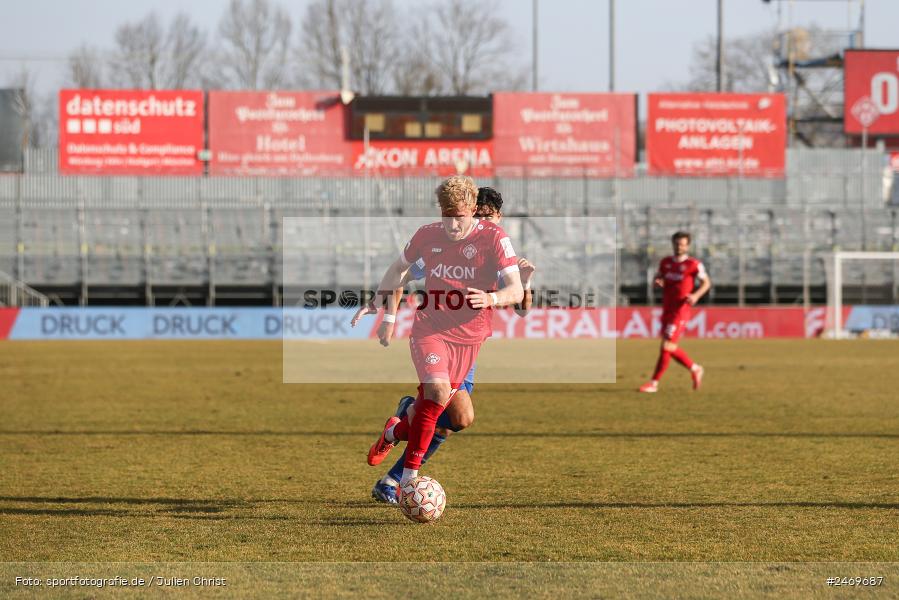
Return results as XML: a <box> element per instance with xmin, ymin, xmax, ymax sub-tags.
<box><xmin>434</xmin><ymin>176</ymin><xmax>478</xmax><ymax>214</ymax></box>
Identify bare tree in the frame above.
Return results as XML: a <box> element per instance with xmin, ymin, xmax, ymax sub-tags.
<box><xmin>296</xmin><ymin>0</ymin><xmax>400</xmax><ymax>94</ymax></box>
<box><xmin>676</xmin><ymin>26</ymin><xmax>846</xmax><ymax>145</ymax></box>
<box><xmin>109</xmin><ymin>13</ymin><xmax>166</xmax><ymax>88</ymax></box>
<box><xmin>109</xmin><ymin>12</ymin><xmax>208</xmax><ymax>89</ymax></box>
<box><xmin>678</xmin><ymin>26</ymin><xmax>843</xmax><ymax>99</ymax></box>
<box><xmin>67</xmin><ymin>44</ymin><xmax>105</xmax><ymax>88</ymax></box>
<box><xmin>392</xmin><ymin>50</ymin><xmax>442</xmax><ymax>96</ymax></box>
<box><xmin>217</xmin><ymin>0</ymin><xmax>292</xmax><ymax>89</ymax></box>
<box><xmin>164</xmin><ymin>13</ymin><xmax>208</xmax><ymax>88</ymax></box>
<box><xmin>409</xmin><ymin>0</ymin><xmax>527</xmax><ymax>95</ymax></box>
<box><xmin>6</xmin><ymin>67</ymin><xmax>56</xmax><ymax>148</ymax></box>
<box><xmin>680</xmin><ymin>31</ymin><xmax>778</xmax><ymax>93</ymax></box>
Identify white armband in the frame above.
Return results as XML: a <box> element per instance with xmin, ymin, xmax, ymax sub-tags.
<box><xmin>524</xmin><ymin>280</ymin><xmax>531</xmax><ymax>291</ymax></box>
<box><xmin>382</xmin><ymin>313</ymin><xmax>396</xmax><ymax>323</ymax></box>
<box><xmin>489</xmin><ymin>292</ymin><xmax>499</xmax><ymax>306</ymax></box>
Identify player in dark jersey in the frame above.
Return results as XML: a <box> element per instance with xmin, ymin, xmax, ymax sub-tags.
<box><xmin>639</xmin><ymin>231</ymin><xmax>711</xmax><ymax>393</ymax></box>
<box><xmin>352</xmin><ymin>187</ymin><xmax>536</xmax><ymax>503</ymax></box>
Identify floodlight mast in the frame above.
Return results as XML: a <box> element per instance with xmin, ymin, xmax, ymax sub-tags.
<box><xmin>532</xmin><ymin>0</ymin><xmax>538</xmax><ymax>91</ymax></box>
<box><xmin>717</xmin><ymin>0</ymin><xmax>725</xmax><ymax>92</ymax></box>
<box><xmin>609</xmin><ymin>0</ymin><xmax>615</xmax><ymax>92</ymax></box>
<box><xmin>340</xmin><ymin>46</ymin><xmax>354</xmax><ymax>106</ymax></box>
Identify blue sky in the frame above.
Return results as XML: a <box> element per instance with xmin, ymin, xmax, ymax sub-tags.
<box><xmin>2</xmin><ymin>0</ymin><xmax>896</xmax><ymax>101</ymax></box>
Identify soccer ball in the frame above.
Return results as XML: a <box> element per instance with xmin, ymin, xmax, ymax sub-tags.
<box><xmin>398</xmin><ymin>476</ymin><xmax>446</xmax><ymax>523</ymax></box>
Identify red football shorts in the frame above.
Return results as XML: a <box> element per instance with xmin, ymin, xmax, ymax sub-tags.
<box><xmin>410</xmin><ymin>334</ymin><xmax>481</xmax><ymax>389</ymax></box>
<box><xmin>661</xmin><ymin>310</ymin><xmax>689</xmax><ymax>343</ymax></box>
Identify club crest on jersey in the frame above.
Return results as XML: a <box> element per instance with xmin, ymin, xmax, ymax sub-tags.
<box><xmin>425</xmin><ymin>353</ymin><xmax>441</xmax><ymax>365</ymax></box>
<box><xmin>431</xmin><ymin>264</ymin><xmax>475</xmax><ymax>280</ymax></box>
<box><xmin>462</xmin><ymin>244</ymin><xmax>477</xmax><ymax>260</ymax></box>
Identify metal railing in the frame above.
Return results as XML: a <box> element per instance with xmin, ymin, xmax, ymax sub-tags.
<box><xmin>0</xmin><ymin>270</ymin><xmax>49</xmax><ymax>307</ymax></box>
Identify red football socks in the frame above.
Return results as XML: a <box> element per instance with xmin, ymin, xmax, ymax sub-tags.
<box><xmin>652</xmin><ymin>350</ymin><xmax>671</xmax><ymax>381</ymax></box>
<box><xmin>671</xmin><ymin>347</ymin><xmax>695</xmax><ymax>369</ymax></box>
<box><xmin>404</xmin><ymin>397</ymin><xmax>446</xmax><ymax>470</ymax></box>
<box><xmin>390</xmin><ymin>418</ymin><xmax>409</xmax><ymax>442</ymax></box>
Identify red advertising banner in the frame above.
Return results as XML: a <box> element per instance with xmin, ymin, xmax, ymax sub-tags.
<box><xmin>493</xmin><ymin>92</ymin><xmax>636</xmax><ymax>177</ymax></box>
<box><xmin>58</xmin><ymin>89</ymin><xmax>204</xmax><ymax>175</ymax></box>
<box><xmin>351</xmin><ymin>140</ymin><xmax>494</xmax><ymax>177</ymax></box>
<box><xmin>208</xmin><ymin>91</ymin><xmax>350</xmax><ymax>175</ymax></box>
<box><xmin>647</xmin><ymin>93</ymin><xmax>786</xmax><ymax>177</ymax></box>
<box><xmin>384</xmin><ymin>306</ymin><xmax>835</xmax><ymax>340</ymax></box>
<box><xmin>0</xmin><ymin>308</ymin><xmax>18</xmax><ymax>340</ymax></box>
<box><xmin>844</xmin><ymin>50</ymin><xmax>899</xmax><ymax>134</ymax></box>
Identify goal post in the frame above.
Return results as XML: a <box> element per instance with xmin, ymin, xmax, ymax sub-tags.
<box><xmin>826</xmin><ymin>251</ymin><xmax>899</xmax><ymax>339</ymax></box>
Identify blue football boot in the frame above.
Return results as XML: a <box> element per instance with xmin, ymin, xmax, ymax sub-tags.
<box><xmin>371</xmin><ymin>477</ymin><xmax>400</xmax><ymax>504</ymax></box>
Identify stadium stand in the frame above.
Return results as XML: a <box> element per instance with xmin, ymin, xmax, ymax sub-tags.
<box><xmin>2</xmin><ymin>148</ymin><xmax>897</xmax><ymax>306</ymax></box>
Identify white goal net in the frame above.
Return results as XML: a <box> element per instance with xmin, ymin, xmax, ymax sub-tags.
<box><xmin>825</xmin><ymin>251</ymin><xmax>899</xmax><ymax>339</ymax></box>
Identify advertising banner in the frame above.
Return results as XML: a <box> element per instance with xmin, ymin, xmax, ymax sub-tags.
<box><xmin>2</xmin><ymin>306</ymin><xmax>861</xmax><ymax>341</ymax></box>
<box><xmin>387</xmin><ymin>306</ymin><xmax>833</xmax><ymax>340</ymax></box>
<box><xmin>0</xmin><ymin>308</ymin><xmax>18</xmax><ymax>339</ymax></box>
<box><xmin>646</xmin><ymin>93</ymin><xmax>786</xmax><ymax>177</ymax></box>
<box><xmin>351</xmin><ymin>140</ymin><xmax>494</xmax><ymax>177</ymax></box>
<box><xmin>844</xmin><ymin>50</ymin><xmax>899</xmax><ymax>135</ymax></box>
<box><xmin>843</xmin><ymin>305</ymin><xmax>899</xmax><ymax>332</ymax></box>
<box><xmin>58</xmin><ymin>89</ymin><xmax>204</xmax><ymax>175</ymax></box>
<box><xmin>493</xmin><ymin>92</ymin><xmax>636</xmax><ymax>177</ymax></box>
<box><xmin>208</xmin><ymin>90</ymin><xmax>350</xmax><ymax>175</ymax></box>
<box><xmin>6</xmin><ymin>308</ymin><xmax>368</xmax><ymax>340</ymax></box>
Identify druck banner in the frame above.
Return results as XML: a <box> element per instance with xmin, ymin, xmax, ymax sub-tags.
<box><xmin>58</xmin><ymin>89</ymin><xmax>204</xmax><ymax>175</ymax></box>
<box><xmin>208</xmin><ymin>91</ymin><xmax>350</xmax><ymax>175</ymax></box>
<box><xmin>646</xmin><ymin>93</ymin><xmax>786</xmax><ymax>177</ymax></box>
<box><xmin>493</xmin><ymin>92</ymin><xmax>636</xmax><ymax>177</ymax></box>
<box><xmin>4</xmin><ymin>308</ymin><xmax>368</xmax><ymax>340</ymax></box>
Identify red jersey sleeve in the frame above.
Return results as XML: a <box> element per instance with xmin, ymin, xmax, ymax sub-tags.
<box><xmin>492</xmin><ymin>226</ymin><xmax>520</xmax><ymax>280</ymax></box>
<box><xmin>693</xmin><ymin>260</ymin><xmax>708</xmax><ymax>281</ymax></box>
<box><xmin>402</xmin><ymin>225</ymin><xmax>430</xmax><ymax>266</ymax></box>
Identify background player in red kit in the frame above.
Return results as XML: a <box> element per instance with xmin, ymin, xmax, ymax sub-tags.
<box><xmin>639</xmin><ymin>231</ymin><xmax>711</xmax><ymax>393</ymax></box>
<box><xmin>367</xmin><ymin>176</ymin><xmax>523</xmax><ymax>485</ymax></box>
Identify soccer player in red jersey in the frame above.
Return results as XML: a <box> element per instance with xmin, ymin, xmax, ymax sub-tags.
<box><xmin>366</xmin><ymin>176</ymin><xmax>523</xmax><ymax>485</ymax></box>
<box><xmin>353</xmin><ymin>187</ymin><xmax>535</xmax><ymax>504</ymax></box>
<box><xmin>639</xmin><ymin>231</ymin><xmax>711</xmax><ymax>393</ymax></box>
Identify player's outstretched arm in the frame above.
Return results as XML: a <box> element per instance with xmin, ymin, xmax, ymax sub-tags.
<box><xmin>350</xmin><ymin>285</ymin><xmax>406</xmax><ymax>328</ymax></box>
<box><xmin>374</xmin><ymin>257</ymin><xmax>411</xmax><ymax>346</ymax></box>
<box><xmin>349</xmin><ymin>303</ymin><xmax>377</xmax><ymax>327</ymax></box>
<box><xmin>514</xmin><ymin>258</ymin><xmax>536</xmax><ymax>317</ymax></box>
<box><xmin>688</xmin><ymin>275</ymin><xmax>712</xmax><ymax>305</ymax></box>
<box><xmin>468</xmin><ymin>269</ymin><xmax>523</xmax><ymax>309</ymax></box>
<box><xmin>653</xmin><ymin>258</ymin><xmax>666</xmax><ymax>288</ymax></box>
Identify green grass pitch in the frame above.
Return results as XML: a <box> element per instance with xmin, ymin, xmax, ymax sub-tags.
<box><xmin>1</xmin><ymin>339</ymin><xmax>898</xmax><ymax>597</ymax></box>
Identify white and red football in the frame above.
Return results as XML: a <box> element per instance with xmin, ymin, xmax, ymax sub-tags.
<box><xmin>398</xmin><ymin>476</ymin><xmax>446</xmax><ymax>523</ymax></box>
